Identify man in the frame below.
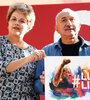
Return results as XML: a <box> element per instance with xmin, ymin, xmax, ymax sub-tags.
<box><xmin>34</xmin><ymin>8</ymin><xmax>90</xmax><ymax>95</ymax></box>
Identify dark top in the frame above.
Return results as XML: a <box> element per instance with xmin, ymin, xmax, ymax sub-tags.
<box><xmin>61</xmin><ymin>39</ymin><xmax>82</xmax><ymax>56</ymax></box>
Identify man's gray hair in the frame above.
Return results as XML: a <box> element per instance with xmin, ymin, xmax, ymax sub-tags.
<box><xmin>55</xmin><ymin>8</ymin><xmax>80</xmax><ymax>25</ymax></box>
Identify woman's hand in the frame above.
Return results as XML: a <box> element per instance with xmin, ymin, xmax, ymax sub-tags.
<box><xmin>29</xmin><ymin>50</ymin><xmax>46</xmax><ymax>62</ymax></box>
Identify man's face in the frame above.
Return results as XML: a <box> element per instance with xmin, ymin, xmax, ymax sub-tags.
<box><xmin>55</xmin><ymin>10</ymin><xmax>81</xmax><ymax>44</ymax></box>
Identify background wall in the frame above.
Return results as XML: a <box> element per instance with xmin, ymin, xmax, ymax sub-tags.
<box><xmin>0</xmin><ymin>0</ymin><xmax>90</xmax><ymax>5</ymax></box>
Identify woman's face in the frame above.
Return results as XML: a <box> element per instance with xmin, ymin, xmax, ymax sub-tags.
<box><xmin>8</xmin><ymin>10</ymin><xmax>29</xmax><ymax>38</ymax></box>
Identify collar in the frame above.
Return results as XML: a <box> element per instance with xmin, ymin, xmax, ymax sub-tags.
<box><xmin>54</xmin><ymin>36</ymin><xmax>90</xmax><ymax>48</ymax></box>
<box><xmin>78</xmin><ymin>36</ymin><xmax>90</xmax><ymax>47</ymax></box>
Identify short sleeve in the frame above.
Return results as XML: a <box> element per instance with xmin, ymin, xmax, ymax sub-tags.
<box><xmin>0</xmin><ymin>36</ymin><xmax>13</xmax><ymax>76</ymax></box>
<box><xmin>0</xmin><ymin>48</ymin><xmax>8</xmax><ymax>77</ymax></box>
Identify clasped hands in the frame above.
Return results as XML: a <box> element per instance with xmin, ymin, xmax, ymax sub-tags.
<box><xmin>30</xmin><ymin>49</ymin><xmax>46</xmax><ymax>62</ymax></box>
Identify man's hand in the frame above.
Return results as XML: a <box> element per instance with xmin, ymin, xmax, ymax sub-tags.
<box><xmin>40</xmin><ymin>71</ymin><xmax>45</xmax><ymax>85</ymax></box>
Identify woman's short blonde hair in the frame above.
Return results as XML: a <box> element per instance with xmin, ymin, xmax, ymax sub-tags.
<box><xmin>7</xmin><ymin>2</ymin><xmax>35</xmax><ymax>30</ymax></box>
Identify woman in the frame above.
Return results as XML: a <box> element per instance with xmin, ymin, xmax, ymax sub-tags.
<box><xmin>0</xmin><ymin>2</ymin><xmax>45</xmax><ymax>100</ymax></box>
